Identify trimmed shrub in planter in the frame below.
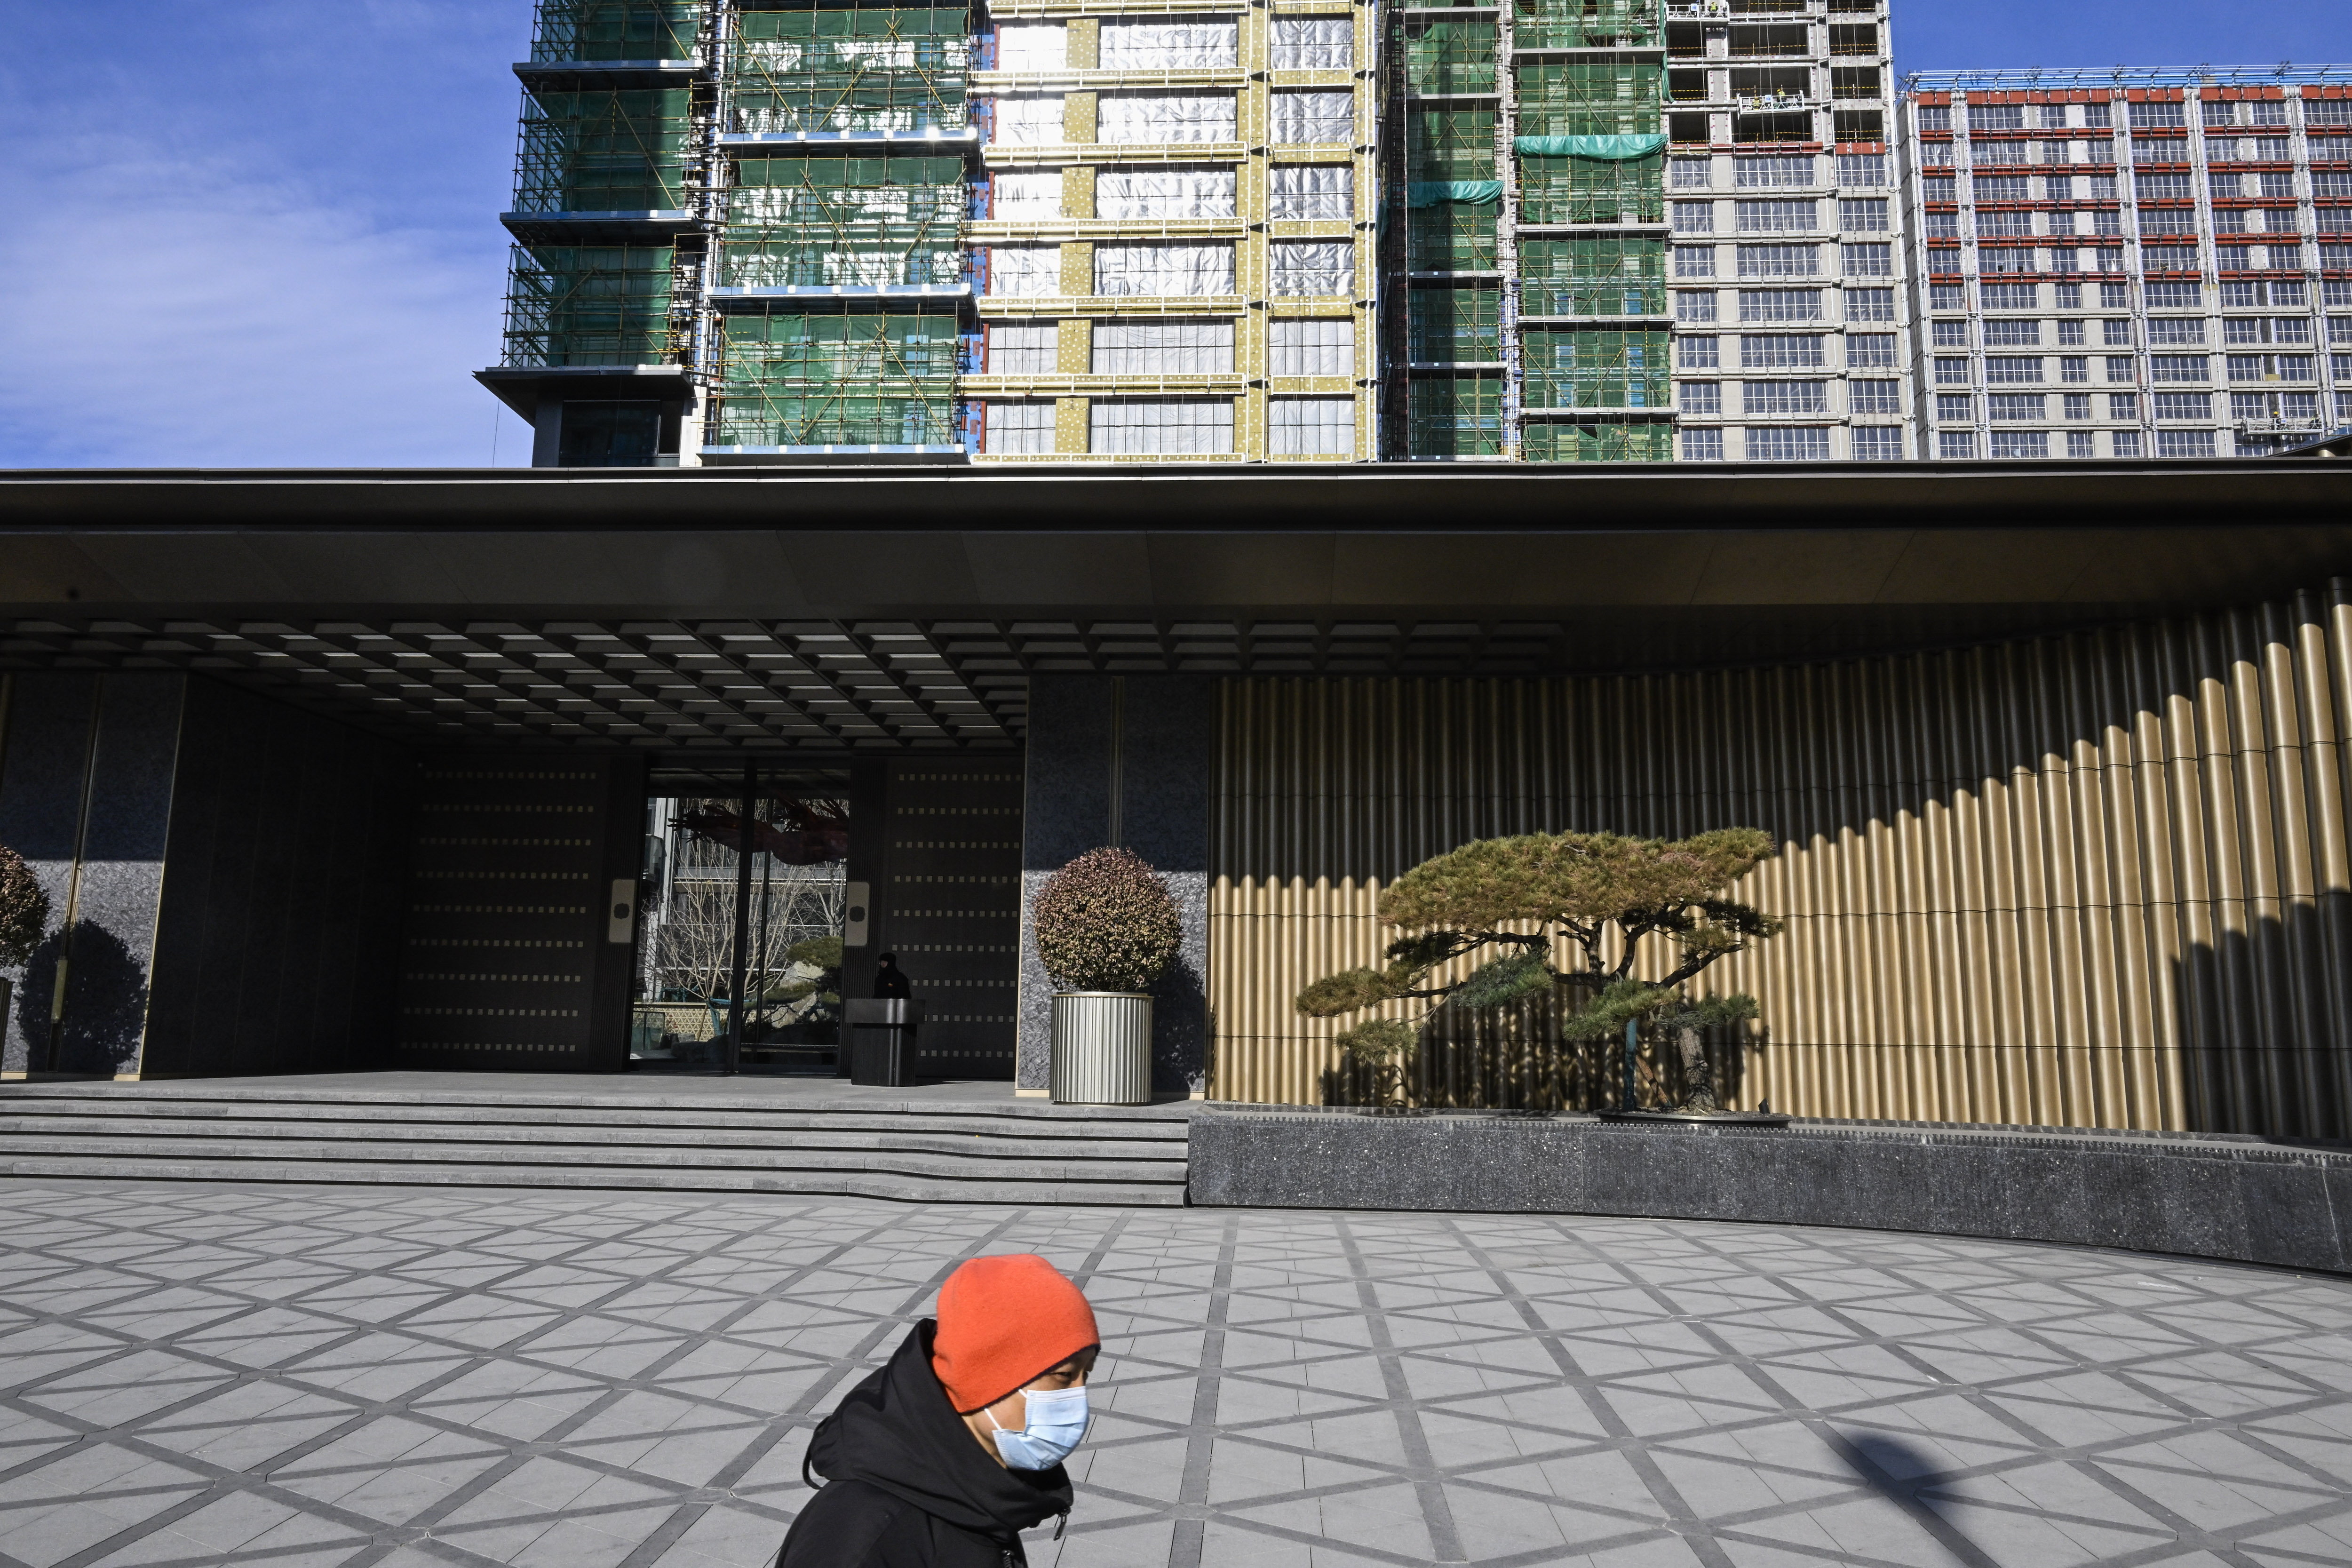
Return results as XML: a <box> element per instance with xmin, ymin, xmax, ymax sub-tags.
<box><xmin>0</xmin><ymin>843</ymin><xmax>47</xmax><ymax>966</ymax></box>
<box><xmin>1034</xmin><ymin>847</ymin><xmax>1180</xmax><ymax>1104</ymax></box>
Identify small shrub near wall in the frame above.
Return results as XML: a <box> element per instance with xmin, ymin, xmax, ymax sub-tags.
<box><xmin>1033</xmin><ymin>846</ymin><xmax>1181</xmax><ymax>993</ymax></box>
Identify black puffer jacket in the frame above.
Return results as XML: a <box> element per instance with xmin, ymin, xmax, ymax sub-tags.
<box><xmin>774</xmin><ymin>1322</ymin><xmax>1073</xmax><ymax>1568</ymax></box>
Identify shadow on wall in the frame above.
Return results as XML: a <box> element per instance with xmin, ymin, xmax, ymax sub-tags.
<box><xmin>1211</xmin><ymin>581</ymin><xmax>2352</xmax><ymax>1136</ymax></box>
<box><xmin>14</xmin><ymin>920</ymin><xmax>150</xmax><ymax>1076</ymax></box>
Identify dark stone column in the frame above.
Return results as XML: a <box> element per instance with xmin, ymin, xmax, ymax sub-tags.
<box><xmin>1016</xmin><ymin>675</ymin><xmax>1213</xmax><ymax>1096</ymax></box>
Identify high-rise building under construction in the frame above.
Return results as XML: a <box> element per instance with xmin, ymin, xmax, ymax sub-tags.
<box><xmin>479</xmin><ymin>0</ymin><xmax>1912</xmax><ymax>464</ymax></box>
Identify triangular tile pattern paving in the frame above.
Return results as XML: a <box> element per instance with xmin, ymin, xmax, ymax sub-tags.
<box><xmin>0</xmin><ymin>1186</ymin><xmax>2347</xmax><ymax>1568</ymax></box>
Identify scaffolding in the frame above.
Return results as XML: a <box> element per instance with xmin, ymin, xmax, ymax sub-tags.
<box><xmin>1409</xmin><ymin>285</ymin><xmax>1502</xmax><ymax>362</ymax></box>
<box><xmin>514</xmin><ymin>88</ymin><xmax>696</xmax><ymax>212</ymax></box>
<box><xmin>724</xmin><ymin>6</ymin><xmax>972</xmax><ymax>136</ymax></box>
<box><xmin>1522</xmin><ymin>421</ymin><xmax>1673</xmax><ymax>461</ymax></box>
<box><xmin>1513</xmin><ymin>0</ymin><xmax>1659</xmax><ymax>52</ymax></box>
<box><xmin>1517</xmin><ymin>149</ymin><xmax>1663</xmax><ymax>224</ymax></box>
<box><xmin>707</xmin><ymin>304</ymin><xmax>964</xmax><ymax>446</ymax></box>
<box><xmin>1518</xmin><ymin>236</ymin><xmax>1667</xmax><ymax>316</ymax></box>
<box><xmin>501</xmin><ymin>244</ymin><xmax>684</xmax><ymax>366</ymax></box>
<box><xmin>1520</xmin><ymin>327</ymin><xmax>1670</xmax><ymax>408</ymax></box>
<box><xmin>1404</xmin><ymin>21</ymin><xmax>1496</xmax><ymax>97</ymax></box>
<box><xmin>1408</xmin><ymin>374</ymin><xmax>1504</xmax><ymax>456</ymax></box>
<box><xmin>1407</xmin><ymin>106</ymin><xmax>1498</xmax><ymax>183</ymax></box>
<box><xmin>718</xmin><ymin>155</ymin><xmax>968</xmax><ymax>288</ymax></box>
<box><xmin>530</xmin><ymin>0</ymin><xmax>703</xmax><ymax>64</ymax></box>
<box><xmin>1516</xmin><ymin>63</ymin><xmax>1663</xmax><ymax>137</ymax></box>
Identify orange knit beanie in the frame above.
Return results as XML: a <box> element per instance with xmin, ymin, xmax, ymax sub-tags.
<box><xmin>931</xmin><ymin>1254</ymin><xmax>1099</xmax><ymax>1415</ymax></box>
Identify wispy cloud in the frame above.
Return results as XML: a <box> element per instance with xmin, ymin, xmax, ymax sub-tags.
<box><xmin>0</xmin><ymin>0</ymin><xmax>533</xmax><ymax>469</ymax></box>
<box><xmin>0</xmin><ymin>137</ymin><xmax>516</xmax><ymax>468</ymax></box>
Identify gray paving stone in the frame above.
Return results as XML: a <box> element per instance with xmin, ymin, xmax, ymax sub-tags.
<box><xmin>0</xmin><ymin>1185</ymin><xmax>2349</xmax><ymax>1568</ymax></box>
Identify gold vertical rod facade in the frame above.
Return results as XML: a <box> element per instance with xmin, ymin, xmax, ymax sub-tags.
<box><xmin>1206</xmin><ymin>581</ymin><xmax>2352</xmax><ymax>1136</ymax></box>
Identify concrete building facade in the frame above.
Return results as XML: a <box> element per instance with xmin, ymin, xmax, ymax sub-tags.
<box><xmin>1899</xmin><ymin>69</ymin><xmax>2352</xmax><ymax>462</ymax></box>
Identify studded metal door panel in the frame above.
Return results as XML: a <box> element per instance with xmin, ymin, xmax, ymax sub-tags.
<box><xmin>394</xmin><ymin>760</ymin><xmax>631</xmax><ymax>1067</ymax></box>
<box><xmin>882</xmin><ymin>763</ymin><xmax>1023</xmax><ymax>1079</ymax></box>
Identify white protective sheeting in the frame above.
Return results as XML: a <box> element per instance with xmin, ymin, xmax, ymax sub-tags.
<box><xmin>1269</xmin><ymin>318</ymin><xmax>1354</xmax><ymax>376</ymax></box>
<box><xmin>993</xmin><ymin>24</ymin><xmax>1067</xmax><ymax>71</ymax></box>
<box><xmin>986</xmin><ymin>246</ymin><xmax>1064</xmax><ymax>296</ymax></box>
<box><xmin>987</xmin><ymin>324</ymin><xmax>1060</xmax><ymax>373</ymax></box>
<box><xmin>1092</xmin><ymin>321</ymin><xmax>1236</xmax><ymax>374</ymax></box>
<box><xmin>1097</xmin><ymin>18</ymin><xmax>1240</xmax><ymax>69</ymax></box>
<box><xmin>1098</xmin><ymin>93</ymin><xmax>1238</xmax><ymax>144</ymax></box>
<box><xmin>1271</xmin><ymin>18</ymin><xmax>1353</xmax><ymax>69</ymax></box>
<box><xmin>1095</xmin><ymin>243</ymin><xmax>1235</xmax><ymax>296</ymax></box>
<box><xmin>991</xmin><ymin>171</ymin><xmax>1063</xmax><ymax>219</ymax></box>
<box><xmin>1095</xmin><ymin>168</ymin><xmax>1237</xmax><ymax>219</ymax></box>
<box><xmin>1269</xmin><ymin>241</ymin><xmax>1351</xmax><ymax>296</ymax></box>
<box><xmin>1272</xmin><ymin>91</ymin><xmax>1354</xmax><ymax>144</ymax></box>
<box><xmin>1089</xmin><ymin>399</ymin><xmax>1236</xmax><ymax>454</ymax></box>
<box><xmin>1269</xmin><ymin>398</ymin><xmax>1356</xmax><ymax>456</ymax></box>
<box><xmin>985</xmin><ymin>402</ymin><xmax>1057</xmax><ymax>454</ymax></box>
<box><xmin>1269</xmin><ymin>165</ymin><xmax>1353</xmax><ymax>219</ymax></box>
<box><xmin>988</xmin><ymin>95</ymin><xmax>1066</xmax><ymax>144</ymax></box>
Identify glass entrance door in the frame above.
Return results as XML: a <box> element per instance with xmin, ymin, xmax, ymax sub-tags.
<box><xmin>629</xmin><ymin>766</ymin><xmax>849</xmax><ymax>1073</ymax></box>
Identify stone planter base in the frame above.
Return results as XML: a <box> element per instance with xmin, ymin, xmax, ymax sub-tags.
<box><xmin>1189</xmin><ymin>1106</ymin><xmax>2352</xmax><ymax>1274</ymax></box>
<box><xmin>1050</xmin><ymin>992</ymin><xmax>1152</xmax><ymax>1106</ymax></box>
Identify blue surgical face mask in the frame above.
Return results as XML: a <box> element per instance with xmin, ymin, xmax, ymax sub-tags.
<box><xmin>987</xmin><ymin>1384</ymin><xmax>1091</xmax><ymax>1471</ymax></box>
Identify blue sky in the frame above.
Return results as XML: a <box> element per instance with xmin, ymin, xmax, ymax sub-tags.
<box><xmin>0</xmin><ymin>1</ymin><xmax>2343</xmax><ymax>468</ymax></box>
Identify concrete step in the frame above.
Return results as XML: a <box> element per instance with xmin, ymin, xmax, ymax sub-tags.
<box><xmin>0</xmin><ymin>1095</ymin><xmax>1190</xmax><ymax>1144</ymax></box>
<box><xmin>0</xmin><ymin>1154</ymin><xmax>1185</xmax><ymax>1206</ymax></box>
<box><xmin>0</xmin><ymin>1082</ymin><xmax>1193</xmax><ymax>1126</ymax></box>
<box><xmin>0</xmin><ymin>1082</ymin><xmax>1193</xmax><ymax>1206</ymax></box>
<box><xmin>0</xmin><ymin>1111</ymin><xmax>1184</xmax><ymax>1161</ymax></box>
<box><xmin>0</xmin><ymin>1131</ymin><xmax>1185</xmax><ymax>1185</ymax></box>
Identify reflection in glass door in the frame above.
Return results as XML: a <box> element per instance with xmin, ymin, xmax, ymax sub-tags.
<box><xmin>629</xmin><ymin>767</ymin><xmax>849</xmax><ymax>1073</ymax></box>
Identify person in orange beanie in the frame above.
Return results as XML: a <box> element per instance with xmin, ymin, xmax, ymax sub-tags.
<box><xmin>774</xmin><ymin>1254</ymin><xmax>1101</xmax><ymax>1567</ymax></box>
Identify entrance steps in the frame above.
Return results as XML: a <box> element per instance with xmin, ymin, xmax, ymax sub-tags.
<box><xmin>0</xmin><ymin>1080</ymin><xmax>1193</xmax><ymax>1206</ymax></box>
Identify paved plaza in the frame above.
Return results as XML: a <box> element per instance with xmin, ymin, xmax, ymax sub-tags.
<box><xmin>0</xmin><ymin>1184</ymin><xmax>2348</xmax><ymax>1568</ymax></box>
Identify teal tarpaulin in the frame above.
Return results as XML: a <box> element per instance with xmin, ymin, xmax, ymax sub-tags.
<box><xmin>1512</xmin><ymin>134</ymin><xmax>1666</xmax><ymax>159</ymax></box>
<box><xmin>1406</xmin><ymin>180</ymin><xmax>1503</xmax><ymax>207</ymax></box>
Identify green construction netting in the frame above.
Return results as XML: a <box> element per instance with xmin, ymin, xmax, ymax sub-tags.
<box><xmin>728</xmin><ymin>8</ymin><xmax>972</xmax><ymax>134</ymax></box>
<box><xmin>1408</xmin><ymin>200</ymin><xmax>1497</xmax><ymax>272</ymax></box>
<box><xmin>1408</xmin><ymin>374</ymin><xmax>1502</xmax><ymax>458</ymax></box>
<box><xmin>1511</xmin><ymin>0</ymin><xmax>1660</xmax><ymax>51</ymax></box>
<box><xmin>501</xmin><ymin>244</ymin><xmax>677</xmax><ymax>367</ymax></box>
<box><xmin>1522</xmin><ymin>421</ymin><xmax>1673</xmax><ymax>462</ymax></box>
<box><xmin>1407</xmin><ymin>181</ymin><xmax>1502</xmax><ymax>207</ymax></box>
<box><xmin>1408</xmin><ymin>286</ymin><xmax>1501</xmax><ymax>363</ymax></box>
<box><xmin>530</xmin><ymin>0</ymin><xmax>700</xmax><ymax>64</ymax></box>
<box><xmin>1515</xmin><ymin>62</ymin><xmax>1662</xmax><ymax>138</ymax></box>
<box><xmin>515</xmin><ymin>88</ymin><xmax>694</xmax><ymax>211</ymax></box>
<box><xmin>1516</xmin><ymin>151</ymin><xmax>1662</xmax><ymax>224</ymax></box>
<box><xmin>1405</xmin><ymin>21</ymin><xmax>1496</xmax><ymax>96</ymax></box>
<box><xmin>1520</xmin><ymin>328</ymin><xmax>1671</xmax><ymax>410</ymax></box>
<box><xmin>1511</xmin><ymin>134</ymin><xmax>1666</xmax><ymax>158</ymax></box>
<box><xmin>1517</xmin><ymin>235</ymin><xmax>1667</xmax><ymax>317</ymax></box>
<box><xmin>713</xmin><ymin>308</ymin><xmax>963</xmax><ymax>446</ymax></box>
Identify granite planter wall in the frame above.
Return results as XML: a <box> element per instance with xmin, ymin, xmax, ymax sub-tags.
<box><xmin>1188</xmin><ymin>1106</ymin><xmax>2352</xmax><ymax>1274</ymax></box>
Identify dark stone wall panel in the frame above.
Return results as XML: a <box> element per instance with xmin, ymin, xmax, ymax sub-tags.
<box><xmin>1188</xmin><ymin>1109</ymin><xmax>2352</xmax><ymax>1275</ymax></box>
<box><xmin>1017</xmin><ymin>675</ymin><xmax>1212</xmax><ymax>1095</ymax></box>
<box><xmin>143</xmin><ymin>678</ymin><xmax>415</xmax><ymax>1077</ymax></box>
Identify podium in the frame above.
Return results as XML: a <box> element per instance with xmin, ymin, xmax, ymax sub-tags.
<box><xmin>844</xmin><ymin>998</ymin><xmax>922</xmax><ymax>1087</ymax></box>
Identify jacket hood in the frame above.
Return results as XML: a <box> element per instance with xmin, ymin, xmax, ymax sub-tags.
<box><xmin>808</xmin><ymin>1321</ymin><xmax>1074</xmax><ymax>1537</ymax></box>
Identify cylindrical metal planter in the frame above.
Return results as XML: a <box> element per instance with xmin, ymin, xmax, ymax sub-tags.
<box><xmin>1050</xmin><ymin>992</ymin><xmax>1152</xmax><ymax>1106</ymax></box>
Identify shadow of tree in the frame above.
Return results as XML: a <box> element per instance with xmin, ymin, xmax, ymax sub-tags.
<box><xmin>15</xmin><ymin>920</ymin><xmax>150</xmax><ymax>1076</ymax></box>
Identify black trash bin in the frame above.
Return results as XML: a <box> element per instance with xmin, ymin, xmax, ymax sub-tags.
<box><xmin>844</xmin><ymin>998</ymin><xmax>922</xmax><ymax>1087</ymax></box>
